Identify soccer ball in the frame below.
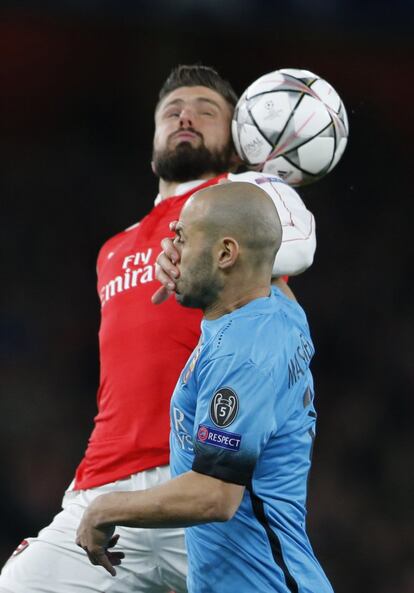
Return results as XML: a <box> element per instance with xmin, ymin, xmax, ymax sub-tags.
<box><xmin>232</xmin><ymin>68</ymin><xmax>349</xmax><ymax>186</ymax></box>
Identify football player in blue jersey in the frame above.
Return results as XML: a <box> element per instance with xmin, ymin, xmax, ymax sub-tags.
<box><xmin>76</xmin><ymin>181</ymin><xmax>334</xmax><ymax>593</ymax></box>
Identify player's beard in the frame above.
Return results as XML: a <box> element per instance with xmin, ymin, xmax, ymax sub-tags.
<box><xmin>175</xmin><ymin>248</ymin><xmax>224</xmax><ymax>311</ymax></box>
<box><xmin>152</xmin><ymin>137</ymin><xmax>234</xmax><ymax>182</ymax></box>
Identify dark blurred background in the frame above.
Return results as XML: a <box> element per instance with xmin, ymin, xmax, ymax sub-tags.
<box><xmin>1</xmin><ymin>2</ymin><xmax>413</xmax><ymax>592</ymax></box>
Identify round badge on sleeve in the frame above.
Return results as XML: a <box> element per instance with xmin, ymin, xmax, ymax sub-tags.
<box><xmin>210</xmin><ymin>387</ymin><xmax>239</xmax><ymax>428</ymax></box>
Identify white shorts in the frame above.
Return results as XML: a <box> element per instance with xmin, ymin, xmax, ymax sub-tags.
<box><xmin>0</xmin><ymin>465</ymin><xmax>187</xmax><ymax>593</ymax></box>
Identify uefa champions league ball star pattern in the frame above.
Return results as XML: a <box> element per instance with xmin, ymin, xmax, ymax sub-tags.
<box><xmin>232</xmin><ymin>68</ymin><xmax>349</xmax><ymax>186</ymax></box>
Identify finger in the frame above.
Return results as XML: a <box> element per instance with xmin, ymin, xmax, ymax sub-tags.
<box><xmin>169</xmin><ymin>220</ymin><xmax>179</xmax><ymax>232</ymax></box>
<box><xmin>160</xmin><ymin>237</ymin><xmax>180</xmax><ymax>265</ymax></box>
<box><xmin>151</xmin><ymin>285</ymin><xmax>171</xmax><ymax>305</ymax></box>
<box><xmin>107</xmin><ymin>551</ymin><xmax>125</xmax><ymax>566</ymax></box>
<box><xmin>107</xmin><ymin>534</ymin><xmax>120</xmax><ymax>549</ymax></box>
<box><xmin>155</xmin><ymin>267</ymin><xmax>176</xmax><ymax>292</ymax></box>
<box><xmin>156</xmin><ymin>253</ymin><xmax>179</xmax><ymax>282</ymax></box>
<box><xmin>89</xmin><ymin>550</ymin><xmax>117</xmax><ymax>577</ymax></box>
<box><xmin>100</xmin><ymin>554</ymin><xmax>117</xmax><ymax>577</ymax></box>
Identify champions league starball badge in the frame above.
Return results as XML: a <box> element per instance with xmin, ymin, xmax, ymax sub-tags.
<box><xmin>210</xmin><ymin>387</ymin><xmax>239</xmax><ymax>428</ymax></box>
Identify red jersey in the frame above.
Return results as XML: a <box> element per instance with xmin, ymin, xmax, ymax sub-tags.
<box><xmin>74</xmin><ymin>176</ymin><xmax>226</xmax><ymax>490</ymax></box>
<box><xmin>74</xmin><ymin>171</ymin><xmax>315</xmax><ymax>490</ymax></box>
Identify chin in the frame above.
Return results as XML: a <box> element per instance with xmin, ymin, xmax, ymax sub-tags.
<box><xmin>175</xmin><ymin>292</ymin><xmax>191</xmax><ymax>308</ymax></box>
<box><xmin>175</xmin><ymin>291</ymin><xmax>190</xmax><ymax>307</ymax></box>
<box><xmin>175</xmin><ymin>292</ymin><xmax>203</xmax><ymax>309</ymax></box>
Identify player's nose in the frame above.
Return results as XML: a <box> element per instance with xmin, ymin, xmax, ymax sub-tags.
<box><xmin>179</xmin><ymin>106</ymin><xmax>195</xmax><ymax>128</ymax></box>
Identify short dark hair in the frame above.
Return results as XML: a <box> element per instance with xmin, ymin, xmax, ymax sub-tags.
<box><xmin>157</xmin><ymin>64</ymin><xmax>238</xmax><ymax>110</ymax></box>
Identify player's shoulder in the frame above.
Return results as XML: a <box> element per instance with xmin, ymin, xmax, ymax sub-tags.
<box><xmin>271</xmin><ymin>286</ymin><xmax>311</xmax><ymax>331</ymax></box>
<box><xmin>211</xmin><ymin>289</ymin><xmax>310</xmax><ymax>357</ymax></box>
<box><xmin>228</xmin><ymin>170</ymin><xmax>286</xmax><ymax>186</ymax></box>
<box><xmin>228</xmin><ymin>171</ymin><xmax>304</xmax><ymax>204</ymax></box>
<box><xmin>97</xmin><ymin>221</ymin><xmax>140</xmax><ymax>261</ymax></box>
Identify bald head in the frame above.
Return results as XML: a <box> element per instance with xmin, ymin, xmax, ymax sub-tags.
<box><xmin>173</xmin><ymin>181</ymin><xmax>283</xmax><ymax>314</ymax></box>
<box><xmin>184</xmin><ymin>181</ymin><xmax>283</xmax><ymax>273</ymax></box>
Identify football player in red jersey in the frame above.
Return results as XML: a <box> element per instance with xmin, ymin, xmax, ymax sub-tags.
<box><xmin>0</xmin><ymin>65</ymin><xmax>315</xmax><ymax>593</ymax></box>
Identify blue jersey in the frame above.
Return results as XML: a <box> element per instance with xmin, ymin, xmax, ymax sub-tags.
<box><xmin>170</xmin><ymin>287</ymin><xmax>334</xmax><ymax>593</ymax></box>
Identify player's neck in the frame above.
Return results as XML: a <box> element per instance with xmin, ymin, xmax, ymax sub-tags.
<box><xmin>203</xmin><ymin>282</ymin><xmax>271</xmax><ymax>321</ymax></box>
<box><xmin>158</xmin><ymin>173</ymin><xmax>218</xmax><ymax>201</ymax></box>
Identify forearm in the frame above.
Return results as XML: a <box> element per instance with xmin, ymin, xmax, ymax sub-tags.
<box><xmin>85</xmin><ymin>470</ymin><xmax>243</xmax><ymax>530</ymax></box>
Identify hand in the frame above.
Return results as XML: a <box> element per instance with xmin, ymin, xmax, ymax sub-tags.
<box><xmin>152</xmin><ymin>221</ymin><xmax>181</xmax><ymax>305</ymax></box>
<box><xmin>76</xmin><ymin>505</ymin><xmax>124</xmax><ymax>576</ymax></box>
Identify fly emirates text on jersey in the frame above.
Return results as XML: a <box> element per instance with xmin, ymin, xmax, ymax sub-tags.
<box><xmin>99</xmin><ymin>249</ymin><xmax>155</xmax><ymax>307</ymax></box>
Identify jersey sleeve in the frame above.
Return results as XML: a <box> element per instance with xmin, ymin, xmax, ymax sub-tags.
<box><xmin>192</xmin><ymin>355</ymin><xmax>277</xmax><ymax>486</ymax></box>
<box><xmin>228</xmin><ymin>171</ymin><xmax>316</xmax><ymax>276</ymax></box>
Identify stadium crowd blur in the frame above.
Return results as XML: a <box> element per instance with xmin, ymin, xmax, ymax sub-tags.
<box><xmin>1</xmin><ymin>2</ymin><xmax>413</xmax><ymax>593</ymax></box>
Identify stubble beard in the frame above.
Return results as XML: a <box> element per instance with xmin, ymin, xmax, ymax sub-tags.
<box><xmin>175</xmin><ymin>250</ymin><xmax>224</xmax><ymax>311</ymax></box>
<box><xmin>152</xmin><ymin>138</ymin><xmax>234</xmax><ymax>182</ymax></box>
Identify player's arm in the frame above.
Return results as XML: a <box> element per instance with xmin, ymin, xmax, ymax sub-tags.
<box><xmin>228</xmin><ymin>172</ymin><xmax>316</xmax><ymax>277</ymax></box>
<box><xmin>76</xmin><ymin>471</ymin><xmax>244</xmax><ymax>574</ymax></box>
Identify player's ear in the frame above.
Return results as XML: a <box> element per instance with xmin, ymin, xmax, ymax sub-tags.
<box><xmin>217</xmin><ymin>237</ymin><xmax>239</xmax><ymax>269</ymax></box>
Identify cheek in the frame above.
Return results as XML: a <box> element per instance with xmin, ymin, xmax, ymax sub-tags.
<box><xmin>153</xmin><ymin>131</ymin><xmax>164</xmax><ymax>150</ymax></box>
<box><xmin>205</xmin><ymin>118</ymin><xmax>231</xmax><ymax>147</ymax></box>
<box><xmin>179</xmin><ymin>249</ymin><xmax>199</xmax><ymax>282</ymax></box>
<box><xmin>178</xmin><ymin>250</ymin><xmax>190</xmax><ymax>275</ymax></box>
<box><xmin>153</xmin><ymin>123</ymin><xmax>172</xmax><ymax>149</ymax></box>
<box><xmin>152</xmin><ymin>131</ymin><xmax>160</xmax><ymax>150</ymax></box>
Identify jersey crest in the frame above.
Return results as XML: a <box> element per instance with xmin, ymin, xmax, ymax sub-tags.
<box><xmin>210</xmin><ymin>387</ymin><xmax>239</xmax><ymax>428</ymax></box>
